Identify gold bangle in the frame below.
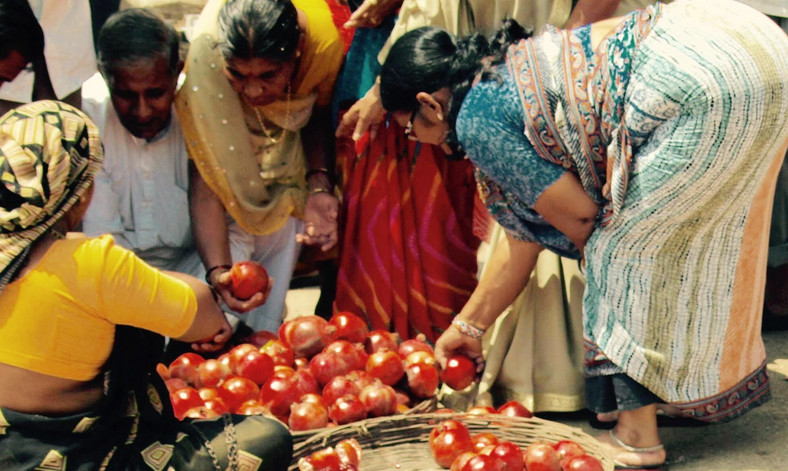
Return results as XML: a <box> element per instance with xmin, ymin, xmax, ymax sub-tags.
<box><xmin>309</xmin><ymin>187</ymin><xmax>332</xmax><ymax>196</ymax></box>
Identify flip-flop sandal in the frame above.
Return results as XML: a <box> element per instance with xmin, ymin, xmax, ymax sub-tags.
<box><xmin>609</xmin><ymin>430</ymin><xmax>668</xmax><ymax>471</ymax></box>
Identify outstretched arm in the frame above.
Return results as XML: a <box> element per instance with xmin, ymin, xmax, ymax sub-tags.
<box><xmin>165</xmin><ymin>271</ymin><xmax>232</xmax><ymax>352</ymax></box>
<box><xmin>188</xmin><ymin>162</ymin><xmax>267</xmax><ymax>313</ymax></box>
<box><xmin>434</xmin><ymin>235</ymin><xmax>543</xmax><ymax>369</ymax></box>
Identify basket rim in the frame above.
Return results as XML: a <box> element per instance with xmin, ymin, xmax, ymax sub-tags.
<box><xmin>290</xmin><ymin>412</ymin><xmax>615</xmax><ymax>471</ymax></box>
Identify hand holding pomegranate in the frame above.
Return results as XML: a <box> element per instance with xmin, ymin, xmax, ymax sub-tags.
<box><xmin>433</xmin><ymin>320</ymin><xmax>485</xmax><ymax>375</ymax></box>
<box><xmin>207</xmin><ymin>261</ymin><xmax>272</xmax><ymax>313</ymax></box>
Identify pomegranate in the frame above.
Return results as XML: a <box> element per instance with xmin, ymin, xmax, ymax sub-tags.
<box><xmin>403</xmin><ymin>350</ymin><xmax>437</xmax><ymax>368</ymax></box>
<box><xmin>260</xmin><ymin>339</ymin><xmax>295</xmax><ymax>367</ymax></box>
<box><xmin>328</xmin><ymin>394</ymin><xmax>368</xmax><ymax>425</ymax></box>
<box><xmin>197</xmin><ymin>358</ymin><xmax>232</xmax><ymax>388</ymax></box>
<box><xmin>398</xmin><ymin>333</ymin><xmax>434</xmax><ymax>359</ymax></box>
<box><xmin>344</xmin><ymin>370</ymin><xmax>376</xmax><ymax>390</ymax></box>
<box><xmin>364</xmin><ymin>329</ymin><xmax>399</xmax><ymax>354</ymax></box>
<box><xmin>366</xmin><ymin>349</ymin><xmax>405</xmax><ymax>386</ymax></box>
<box><xmin>235</xmin><ymin>350</ymin><xmax>274</xmax><ymax>386</ymax></box>
<box><xmin>497</xmin><ymin>400</ymin><xmax>533</xmax><ymax>418</ymax></box>
<box><xmin>441</xmin><ymin>354</ymin><xmax>476</xmax><ymax>390</ymax></box>
<box><xmin>405</xmin><ymin>362</ymin><xmax>440</xmax><ymax>399</ymax></box>
<box><xmin>563</xmin><ymin>454</ymin><xmax>604</xmax><ymax>471</ymax></box>
<box><xmin>309</xmin><ymin>351</ymin><xmax>352</xmax><ymax>387</ymax></box>
<box><xmin>334</xmin><ymin>438</ymin><xmax>362</xmax><ymax>467</ymax></box>
<box><xmin>524</xmin><ymin>442</ymin><xmax>561</xmax><ymax>471</ymax></box>
<box><xmin>168</xmin><ymin>352</ymin><xmax>205</xmax><ymax>386</ymax></box>
<box><xmin>322</xmin><ymin>375</ymin><xmax>361</xmax><ymax>406</ymax></box>
<box><xmin>229</xmin><ymin>261</ymin><xmax>270</xmax><ymax>300</ymax></box>
<box><xmin>279</xmin><ymin>316</ymin><xmax>336</xmax><ymax>358</ymax></box>
<box><xmin>328</xmin><ymin>311</ymin><xmax>370</xmax><ymax>343</ymax></box>
<box><xmin>170</xmin><ymin>386</ymin><xmax>204</xmax><ymax>420</ymax></box>
<box><xmin>358</xmin><ymin>381</ymin><xmax>398</xmax><ymax>417</ymax></box>
<box><xmin>472</xmin><ymin>432</ymin><xmax>500</xmax><ymax>452</ymax></box>
<box><xmin>227</xmin><ymin>343</ymin><xmax>259</xmax><ymax>374</ymax></box>
<box><xmin>460</xmin><ymin>454</ymin><xmax>506</xmax><ymax>471</ymax></box>
<box><xmin>323</xmin><ymin>340</ymin><xmax>368</xmax><ymax>371</ymax></box>
<box><xmin>235</xmin><ymin>399</ymin><xmax>267</xmax><ymax>416</ymax></box>
<box><xmin>429</xmin><ymin>419</ymin><xmax>474</xmax><ymax>468</ymax></box>
<box><xmin>260</xmin><ymin>372</ymin><xmax>301</xmax><ymax>421</ymax></box>
<box><xmin>450</xmin><ymin>451</ymin><xmax>478</xmax><ymax>471</ymax></box>
<box><xmin>488</xmin><ymin>441</ymin><xmax>524</xmax><ymax>471</ymax></box>
<box><xmin>217</xmin><ymin>376</ymin><xmax>260</xmax><ymax>412</ymax></box>
<box><xmin>291</xmin><ymin>368</ymin><xmax>321</xmax><ymax>398</ymax></box>
<box><xmin>289</xmin><ymin>398</ymin><xmax>329</xmax><ymax>431</ymax></box>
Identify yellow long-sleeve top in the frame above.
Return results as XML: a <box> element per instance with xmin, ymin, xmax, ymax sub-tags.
<box><xmin>0</xmin><ymin>235</ymin><xmax>197</xmax><ymax>381</ymax></box>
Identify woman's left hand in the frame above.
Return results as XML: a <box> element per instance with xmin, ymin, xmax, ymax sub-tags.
<box><xmin>343</xmin><ymin>0</ymin><xmax>403</xmax><ymax>29</ymax></box>
<box><xmin>190</xmin><ymin>315</ymin><xmax>233</xmax><ymax>353</ymax></box>
<box><xmin>297</xmin><ymin>192</ymin><xmax>339</xmax><ymax>251</ymax></box>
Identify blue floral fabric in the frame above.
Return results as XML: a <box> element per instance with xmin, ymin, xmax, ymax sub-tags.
<box><xmin>456</xmin><ymin>58</ymin><xmax>578</xmax><ymax>259</ymax></box>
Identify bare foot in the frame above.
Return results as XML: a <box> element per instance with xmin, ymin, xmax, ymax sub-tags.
<box><xmin>596</xmin><ymin>429</ymin><xmax>666</xmax><ymax>468</ymax></box>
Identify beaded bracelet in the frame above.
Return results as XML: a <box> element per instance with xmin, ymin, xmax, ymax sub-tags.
<box><xmin>451</xmin><ymin>318</ymin><xmax>485</xmax><ymax>339</ymax></box>
<box><xmin>205</xmin><ymin>264</ymin><xmax>231</xmax><ymax>286</ymax></box>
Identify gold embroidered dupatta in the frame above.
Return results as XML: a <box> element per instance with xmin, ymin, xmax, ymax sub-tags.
<box><xmin>175</xmin><ymin>0</ymin><xmax>318</xmax><ymax>235</ymax></box>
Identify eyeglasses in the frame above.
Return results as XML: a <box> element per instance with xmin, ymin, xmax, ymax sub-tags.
<box><xmin>404</xmin><ymin>109</ymin><xmax>418</xmax><ymax>141</ymax></box>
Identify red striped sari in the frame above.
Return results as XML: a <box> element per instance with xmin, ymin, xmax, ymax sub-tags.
<box><xmin>333</xmin><ymin>119</ymin><xmax>483</xmax><ymax>343</ymax></box>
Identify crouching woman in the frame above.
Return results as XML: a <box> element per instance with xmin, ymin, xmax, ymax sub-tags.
<box><xmin>0</xmin><ymin>101</ymin><xmax>291</xmax><ymax>470</ymax></box>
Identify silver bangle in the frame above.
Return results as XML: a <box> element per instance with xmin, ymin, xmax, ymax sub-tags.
<box><xmin>451</xmin><ymin>318</ymin><xmax>485</xmax><ymax>339</ymax></box>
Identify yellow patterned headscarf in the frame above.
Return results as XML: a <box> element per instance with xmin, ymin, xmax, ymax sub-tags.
<box><xmin>0</xmin><ymin>101</ymin><xmax>103</xmax><ymax>285</ymax></box>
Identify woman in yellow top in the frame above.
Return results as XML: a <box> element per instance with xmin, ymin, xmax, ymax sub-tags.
<box><xmin>0</xmin><ymin>101</ymin><xmax>291</xmax><ymax>470</ymax></box>
<box><xmin>176</xmin><ymin>0</ymin><xmax>345</xmax><ymax>333</ymax></box>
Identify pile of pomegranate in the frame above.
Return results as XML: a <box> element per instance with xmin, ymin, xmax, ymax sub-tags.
<box><xmin>429</xmin><ymin>418</ymin><xmax>604</xmax><ymax>471</ymax></box>
<box><xmin>158</xmin><ymin>312</ymin><xmax>472</xmax><ymax>431</ymax></box>
<box><xmin>297</xmin><ymin>438</ymin><xmax>362</xmax><ymax>471</ymax></box>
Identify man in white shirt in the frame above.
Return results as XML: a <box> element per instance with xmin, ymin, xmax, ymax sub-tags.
<box><xmin>81</xmin><ymin>8</ymin><xmax>200</xmax><ymax>276</ymax></box>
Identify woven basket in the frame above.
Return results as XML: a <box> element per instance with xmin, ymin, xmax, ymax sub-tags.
<box><xmin>290</xmin><ymin>396</ymin><xmax>438</xmax><ymax>447</ymax></box>
<box><xmin>289</xmin><ymin>412</ymin><xmax>614</xmax><ymax>471</ymax></box>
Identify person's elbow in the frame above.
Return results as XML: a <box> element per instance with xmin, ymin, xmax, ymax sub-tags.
<box><xmin>569</xmin><ymin>217</ymin><xmax>596</xmax><ymax>252</ymax></box>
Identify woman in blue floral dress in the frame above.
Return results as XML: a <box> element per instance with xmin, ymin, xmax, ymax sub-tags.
<box><xmin>378</xmin><ymin>0</ymin><xmax>788</xmax><ymax>468</ymax></box>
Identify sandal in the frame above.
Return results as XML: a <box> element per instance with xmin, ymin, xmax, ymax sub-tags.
<box><xmin>608</xmin><ymin>430</ymin><xmax>668</xmax><ymax>471</ymax></box>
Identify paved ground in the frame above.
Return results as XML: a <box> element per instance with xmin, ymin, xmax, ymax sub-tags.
<box><xmin>286</xmin><ymin>286</ymin><xmax>788</xmax><ymax>471</ymax></box>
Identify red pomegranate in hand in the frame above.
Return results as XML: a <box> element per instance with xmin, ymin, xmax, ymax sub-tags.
<box><xmin>229</xmin><ymin>261</ymin><xmax>270</xmax><ymax>300</ymax></box>
<box><xmin>441</xmin><ymin>355</ymin><xmax>476</xmax><ymax>390</ymax></box>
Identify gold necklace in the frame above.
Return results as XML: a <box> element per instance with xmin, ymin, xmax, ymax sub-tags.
<box><xmin>252</xmin><ymin>106</ymin><xmax>278</xmax><ymax>143</ymax></box>
<box><xmin>249</xmin><ymin>82</ymin><xmax>292</xmax><ymax>144</ymax></box>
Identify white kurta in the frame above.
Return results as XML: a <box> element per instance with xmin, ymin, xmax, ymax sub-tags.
<box><xmin>81</xmin><ymin>73</ymin><xmax>200</xmax><ymax>275</ymax></box>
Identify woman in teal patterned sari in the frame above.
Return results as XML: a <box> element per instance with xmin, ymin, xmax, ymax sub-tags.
<box><xmin>379</xmin><ymin>1</ymin><xmax>788</xmax><ymax>468</ymax></box>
